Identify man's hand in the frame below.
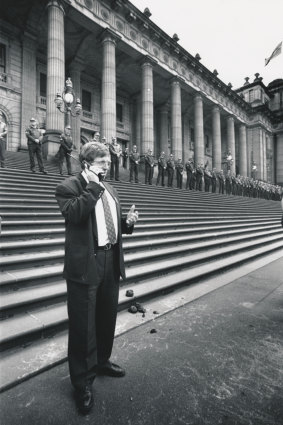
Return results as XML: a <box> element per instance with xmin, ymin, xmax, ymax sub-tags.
<box><xmin>126</xmin><ymin>204</ymin><xmax>138</xmax><ymax>226</ymax></box>
<box><xmin>85</xmin><ymin>167</ymin><xmax>100</xmax><ymax>183</ymax></box>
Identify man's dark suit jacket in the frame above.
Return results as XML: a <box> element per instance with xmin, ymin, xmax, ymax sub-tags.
<box><xmin>55</xmin><ymin>174</ymin><xmax>133</xmax><ymax>285</ymax></box>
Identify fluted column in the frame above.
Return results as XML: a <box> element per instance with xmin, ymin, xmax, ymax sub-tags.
<box><xmin>262</xmin><ymin>130</ymin><xmax>267</xmax><ymax>181</ymax></box>
<box><xmin>159</xmin><ymin>105</ymin><xmax>169</xmax><ymax>155</ymax></box>
<box><xmin>212</xmin><ymin>106</ymin><xmax>222</xmax><ymax>170</ymax></box>
<box><xmin>135</xmin><ymin>95</ymin><xmax>141</xmax><ymax>152</ymax></box>
<box><xmin>227</xmin><ymin>116</ymin><xmax>236</xmax><ymax>174</ymax></box>
<box><xmin>101</xmin><ymin>30</ymin><xmax>119</xmax><ymax>143</ymax></box>
<box><xmin>170</xmin><ymin>78</ymin><xmax>182</xmax><ymax>159</ymax></box>
<box><xmin>69</xmin><ymin>63</ymin><xmax>83</xmax><ymax>151</ymax></box>
<box><xmin>46</xmin><ymin>0</ymin><xmax>65</xmax><ymax>155</ymax></box>
<box><xmin>21</xmin><ymin>34</ymin><xmax>37</xmax><ymax>149</ymax></box>
<box><xmin>194</xmin><ymin>94</ymin><xmax>204</xmax><ymax>165</ymax></box>
<box><xmin>238</xmin><ymin>124</ymin><xmax>247</xmax><ymax>176</ymax></box>
<box><xmin>141</xmin><ymin>57</ymin><xmax>155</xmax><ymax>153</ymax></box>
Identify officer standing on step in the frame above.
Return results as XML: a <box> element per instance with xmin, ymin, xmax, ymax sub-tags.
<box><xmin>0</xmin><ymin>111</ymin><xmax>8</xmax><ymax>168</ymax></box>
<box><xmin>144</xmin><ymin>148</ymin><xmax>155</xmax><ymax>185</ymax></box>
<box><xmin>109</xmin><ymin>137</ymin><xmax>121</xmax><ymax>181</ymax></box>
<box><xmin>58</xmin><ymin>125</ymin><xmax>73</xmax><ymax>176</ymax></box>
<box><xmin>167</xmin><ymin>153</ymin><xmax>175</xmax><ymax>187</ymax></box>
<box><xmin>176</xmin><ymin>158</ymin><xmax>184</xmax><ymax>189</ymax></box>
<box><xmin>156</xmin><ymin>151</ymin><xmax>166</xmax><ymax>186</ymax></box>
<box><xmin>25</xmin><ymin>118</ymin><xmax>47</xmax><ymax>174</ymax></box>
<box><xmin>129</xmin><ymin>145</ymin><xmax>140</xmax><ymax>183</ymax></box>
<box><xmin>55</xmin><ymin>142</ymin><xmax>138</xmax><ymax>415</ymax></box>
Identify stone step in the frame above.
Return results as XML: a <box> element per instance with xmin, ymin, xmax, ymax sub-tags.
<box><xmin>1</xmin><ymin>230</ymin><xmax>282</xmax><ymax>289</ymax></box>
<box><xmin>1</xmin><ymin>237</ymin><xmax>282</xmax><ymax>352</ymax></box>
<box><xmin>1</xmin><ymin>227</ymin><xmax>282</xmax><ymax>271</ymax></box>
<box><xmin>0</xmin><ymin>221</ymin><xmax>279</xmax><ymax>242</ymax></box>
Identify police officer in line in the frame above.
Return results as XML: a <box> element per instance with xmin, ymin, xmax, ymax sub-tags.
<box><xmin>167</xmin><ymin>153</ymin><xmax>175</xmax><ymax>187</ymax></box>
<box><xmin>185</xmin><ymin>158</ymin><xmax>194</xmax><ymax>190</ymax></box>
<box><xmin>25</xmin><ymin>117</ymin><xmax>47</xmax><ymax>174</ymax></box>
<box><xmin>156</xmin><ymin>151</ymin><xmax>166</xmax><ymax>186</ymax></box>
<box><xmin>226</xmin><ymin>170</ymin><xmax>232</xmax><ymax>195</ymax></box>
<box><xmin>195</xmin><ymin>163</ymin><xmax>204</xmax><ymax>191</ymax></box>
<box><xmin>58</xmin><ymin>125</ymin><xmax>73</xmax><ymax>176</ymax></box>
<box><xmin>109</xmin><ymin>136</ymin><xmax>122</xmax><ymax>181</ymax></box>
<box><xmin>176</xmin><ymin>158</ymin><xmax>184</xmax><ymax>189</ymax></box>
<box><xmin>218</xmin><ymin>169</ymin><xmax>225</xmax><ymax>194</ymax></box>
<box><xmin>204</xmin><ymin>164</ymin><xmax>212</xmax><ymax>192</ymax></box>
<box><xmin>122</xmin><ymin>147</ymin><xmax>128</xmax><ymax>169</ymax></box>
<box><xmin>211</xmin><ymin>167</ymin><xmax>218</xmax><ymax>193</ymax></box>
<box><xmin>144</xmin><ymin>148</ymin><xmax>155</xmax><ymax>185</ymax></box>
<box><xmin>129</xmin><ymin>144</ymin><xmax>140</xmax><ymax>183</ymax></box>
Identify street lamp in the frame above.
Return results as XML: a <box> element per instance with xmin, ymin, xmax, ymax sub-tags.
<box><xmin>54</xmin><ymin>77</ymin><xmax>82</xmax><ymax>127</ymax></box>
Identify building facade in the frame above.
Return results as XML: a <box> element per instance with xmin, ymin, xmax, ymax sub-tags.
<box><xmin>0</xmin><ymin>0</ymin><xmax>282</xmax><ymax>183</ymax></box>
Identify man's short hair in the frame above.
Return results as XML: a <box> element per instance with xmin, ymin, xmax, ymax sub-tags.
<box><xmin>79</xmin><ymin>142</ymin><xmax>110</xmax><ymax>166</ymax></box>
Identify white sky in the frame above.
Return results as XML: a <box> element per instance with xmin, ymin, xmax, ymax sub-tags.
<box><xmin>131</xmin><ymin>0</ymin><xmax>283</xmax><ymax>89</ymax></box>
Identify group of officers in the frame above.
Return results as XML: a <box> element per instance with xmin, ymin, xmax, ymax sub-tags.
<box><xmin>7</xmin><ymin>119</ymin><xmax>281</xmax><ymax>202</ymax></box>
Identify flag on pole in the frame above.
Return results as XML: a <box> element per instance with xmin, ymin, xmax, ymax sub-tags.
<box><xmin>265</xmin><ymin>41</ymin><xmax>282</xmax><ymax>66</ymax></box>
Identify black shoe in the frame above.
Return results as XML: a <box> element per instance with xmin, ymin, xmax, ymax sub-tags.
<box><xmin>97</xmin><ymin>362</ymin><xmax>125</xmax><ymax>378</ymax></box>
<box><xmin>41</xmin><ymin>170</ymin><xmax>48</xmax><ymax>174</ymax></box>
<box><xmin>75</xmin><ymin>386</ymin><xmax>94</xmax><ymax>415</ymax></box>
<box><xmin>31</xmin><ymin>169</ymin><xmax>36</xmax><ymax>173</ymax></box>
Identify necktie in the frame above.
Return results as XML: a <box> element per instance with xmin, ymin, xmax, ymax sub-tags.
<box><xmin>101</xmin><ymin>189</ymin><xmax>116</xmax><ymax>244</ymax></box>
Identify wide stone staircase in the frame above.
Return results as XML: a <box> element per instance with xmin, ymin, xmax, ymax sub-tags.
<box><xmin>1</xmin><ymin>152</ymin><xmax>283</xmax><ymax>392</ymax></box>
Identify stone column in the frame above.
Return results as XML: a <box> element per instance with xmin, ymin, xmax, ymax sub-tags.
<box><xmin>212</xmin><ymin>105</ymin><xmax>222</xmax><ymax>170</ymax></box>
<box><xmin>262</xmin><ymin>130</ymin><xmax>267</xmax><ymax>181</ymax></box>
<box><xmin>46</xmin><ymin>0</ymin><xmax>65</xmax><ymax>156</ymax></box>
<box><xmin>135</xmin><ymin>95</ymin><xmax>141</xmax><ymax>152</ymax></box>
<box><xmin>100</xmin><ymin>29</ymin><xmax>119</xmax><ymax>144</ymax></box>
<box><xmin>141</xmin><ymin>57</ymin><xmax>156</xmax><ymax>154</ymax></box>
<box><xmin>69</xmin><ymin>63</ymin><xmax>83</xmax><ymax>151</ymax></box>
<box><xmin>159</xmin><ymin>105</ymin><xmax>169</xmax><ymax>156</ymax></box>
<box><xmin>170</xmin><ymin>78</ymin><xmax>182</xmax><ymax>160</ymax></box>
<box><xmin>194</xmin><ymin>94</ymin><xmax>204</xmax><ymax>165</ymax></box>
<box><xmin>182</xmin><ymin>111</ymin><xmax>190</xmax><ymax>161</ymax></box>
<box><xmin>238</xmin><ymin>124</ymin><xmax>247</xmax><ymax>176</ymax></box>
<box><xmin>227</xmin><ymin>116</ymin><xmax>236</xmax><ymax>174</ymax></box>
<box><xmin>20</xmin><ymin>34</ymin><xmax>37</xmax><ymax>149</ymax></box>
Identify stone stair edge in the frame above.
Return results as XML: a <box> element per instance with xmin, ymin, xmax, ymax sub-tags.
<box><xmin>1</xmin><ymin>239</ymin><xmax>283</xmax><ymax>349</ymax></box>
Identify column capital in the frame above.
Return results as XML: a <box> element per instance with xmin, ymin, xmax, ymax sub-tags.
<box><xmin>227</xmin><ymin>115</ymin><xmax>235</xmax><ymax>122</ymax></box>
<box><xmin>47</xmin><ymin>0</ymin><xmax>65</xmax><ymax>14</ymax></box>
<box><xmin>98</xmin><ymin>28</ymin><xmax>121</xmax><ymax>45</ymax></box>
<box><xmin>194</xmin><ymin>93</ymin><xmax>204</xmax><ymax>103</ymax></box>
<box><xmin>170</xmin><ymin>76</ymin><xmax>185</xmax><ymax>86</ymax></box>
<box><xmin>212</xmin><ymin>104</ymin><xmax>220</xmax><ymax>113</ymax></box>
<box><xmin>140</xmin><ymin>55</ymin><xmax>158</xmax><ymax>68</ymax></box>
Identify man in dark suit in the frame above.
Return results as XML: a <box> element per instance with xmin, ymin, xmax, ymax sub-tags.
<box><xmin>55</xmin><ymin>142</ymin><xmax>138</xmax><ymax>415</ymax></box>
<box><xmin>167</xmin><ymin>153</ymin><xmax>175</xmax><ymax>187</ymax></box>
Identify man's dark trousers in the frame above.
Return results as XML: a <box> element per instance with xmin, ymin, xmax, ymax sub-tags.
<box><xmin>28</xmin><ymin>142</ymin><xmax>44</xmax><ymax>171</ymax></box>
<box><xmin>145</xmin><ymin>164</ymin><xmax>153</xmax><ymax>185</ymax></box>
<box><xmin>167</xmin><ymin>169</ymin><xmax>174</xmax><ymax>187</ymax></box>
<box><xmin>67</xmin><ymin>247</ymin><xmax>120</xmax><ymax>390</ymax></box>
<box><xmin>156</xmin><ymin>167</ymin><xmax>165</xmax><ymax>186</ymax></box>
<box><xmin>186</xmin><ymin>171</ymin><xmax>193</xmax><ymax>189</ymax></box>
<box><xmin>110</xmin><ymin>156</ymin><xmax>119</xmax><ymax>180</ymax></box>
<box><xmin>129</xmin><ymin>163</ymin><xmax>138</xmax><ymax>183</ymax></box>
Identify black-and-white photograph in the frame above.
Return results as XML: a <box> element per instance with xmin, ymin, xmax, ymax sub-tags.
<box><xmin>0</xmin><ymin>0</ymin><xmax>283</xmax><ymax>424</ymax></box>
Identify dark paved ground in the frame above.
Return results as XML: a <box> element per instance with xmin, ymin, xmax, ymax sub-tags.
<box><xmin>1</xmin><ymin>257</ymin><xmax>283</xmax><ymax>425</ymax></box>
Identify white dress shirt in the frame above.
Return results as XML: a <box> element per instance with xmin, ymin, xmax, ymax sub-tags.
<box><xmin>82</xmin><ymin>171</ymin><xmax>118</xmax><ymax>245</ymax></box>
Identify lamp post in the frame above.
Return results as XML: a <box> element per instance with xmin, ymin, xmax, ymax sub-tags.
<box><xmin>54</xmin><ymin>77</ymin><xmax>82</xmax><ymax>128</ymax></box>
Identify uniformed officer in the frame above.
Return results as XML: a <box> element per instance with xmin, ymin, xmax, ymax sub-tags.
<box><xmin>185</xmin><ymin>158</ymin><xmax>194</xmax><ymax>190</ymax></box>
<box><xmin>156</xmin><ymin>151</ymin><xmax>166</xmax><ymax>186</ymax></box>
<box><xmin>129</xmin><ymin>145</ymin><xmax>140</xmax><ymax>183</ymax></box>
<box><xmin>167</xmin><ymin>154</ymin><xmax>175</xmax><ymax>187</ymax></box>
<box><xmin>176</xmin><ymin>158</ymin><xmax>184</xmax><ymax>189</ymax></box>
<box><xmin>25</xmin><ymin>117</ymin><xmax>47</xmax><ymax>174</ymax></box>
<box><xmin>218</xmin><ymin>169</ymin><xmax>225</xmax><ymax>194</ymax></box>
<box><xmin>204</xmin><ymin>165</ymin><xmax>212</xmax><ymax>192</ymax></box>
<box><xmin>58</xmin><ymin>125</ymin><xmax>73</xmax><ymax>176</ymax></box>
<box><xmin>144</xmin><ymin>148</ymin><xmax>155</xmax><ymax>185</ymax></box>
<box><xmin>195</xmin><ymin>163</ymin><xmax>204</xmax><ymax>191</ymax></box>
<box><xmin>109</xmin><ymin>137</ymin><xmax>122</xmax><ymax>181</ymax></box>
<box><xmin>211</xmin><ymin>167</ymin><xmax>217</xmax><ymax>193</ymax></box>
<box><xmin>122</xmin><ymin>147</ymin><xmax>128</xmax><ymax>169</ymax></box>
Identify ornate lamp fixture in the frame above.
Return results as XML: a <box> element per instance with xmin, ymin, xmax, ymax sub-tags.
<box><xmin>54</xmin><ymin>77</ymin><xmax>82</xmax><ymax>126</ymax></box>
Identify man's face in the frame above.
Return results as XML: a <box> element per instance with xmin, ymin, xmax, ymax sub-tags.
<box><xmin>89</xmin><ymin>154</ymin><xmax>111</xmax><ymax>179</ymax></box>
<box><xmin>65</xmin><ymin>128</ymin><xmax>71</xmax><ymax>136</ymax></box>
<box><xmin>133</xmin><ymin>146</ymin><xmax>137</xmax><ymax>152</ymax></box>
<box><xmin>170</xmin><ymin>154</ymin><xmax>173</xmax><ymax>159</ymax></box>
